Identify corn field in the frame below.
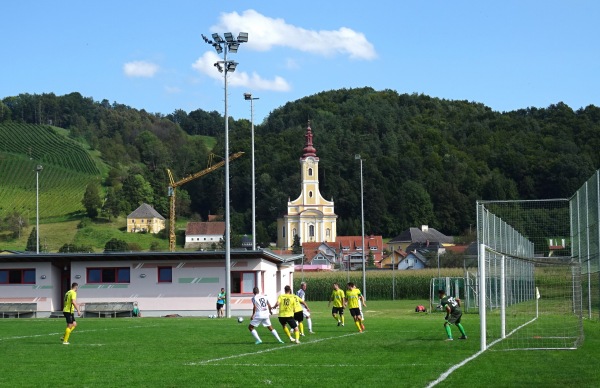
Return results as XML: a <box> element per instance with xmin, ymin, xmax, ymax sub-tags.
<box><xmin>293</xmin><ymin>268</ymin><xmax>465</xmax><ymax>301</ymax></box>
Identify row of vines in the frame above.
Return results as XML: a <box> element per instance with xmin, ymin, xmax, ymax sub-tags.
<box><xmin>0</xmin><ymin>123</ymin><xmax>99</xmax><ymax>175</ymax></box>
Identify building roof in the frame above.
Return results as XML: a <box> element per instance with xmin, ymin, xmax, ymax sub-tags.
<box><xmin>388</xmin><ymin>226</ymin><xmax>453</xmax><ymax>244</ymax></box>
<box><xmin>336</xmin><ymin>235</ymin><xmax>383</xmax><ymax>249</ymax></box>
<box><xmin>186</xmin><ymin>222</ymin><xmax>226</xmax><ymax>236</ymax></box>
<box><xmin>127</xmin><ymin>203</ymin><xmax>165</xmax><ymax>220</ymax></box>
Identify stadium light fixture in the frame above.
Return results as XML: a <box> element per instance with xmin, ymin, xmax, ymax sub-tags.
<box><xmin>244</xmin><ymin>93</ymin><xmax>259</xmax><ymax>251</ymax></box>
<box><xmin>203</xmin><ymin>31</ymin><xmax>248</xmax><ymax>319</ymax></box>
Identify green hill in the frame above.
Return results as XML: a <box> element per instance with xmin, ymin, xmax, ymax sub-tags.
<box><xmin>0</xmin><ymin>123</ymin><xmax>103</xmax><ymax>220</ymax></box>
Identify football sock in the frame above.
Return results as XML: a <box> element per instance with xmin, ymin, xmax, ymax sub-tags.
<box><xmin>299</xmin><ymin>322</ymin><xmax>304</xmax><ymax>335</ymax></box>
<box><xmin>307</xmin><ymin>318</ymin><xmax>312</xmax><ymax>332</ymax></box>
<box><xmin>283</xmin><ymin>326</ymin><xmax>291</xmax><ymax>339</ymax></box>
<box><xmin>251</xmin><ymin>329</ymin><xmax>261</xmax><ymax>342</ymax></box>
<box><xmin>341</xmin><ymin>315</ymin><xmax>345</xmax><ymax>325</ymax></box>
<box><xmin>333</xmin><ymin>314</ymin><xmax>339</xmax><ymax>322</ymax></box>
<box><xmin>444</xmin><ymin>324</ymin><xmax>453</xmax><ymax>338</ymax></box>
<box><xmin>63</xmin><ymin>327</ymin><xmax>72</xmax><ymax>343</ymax></box>
<box><xmin>355</xmin><ymin>320</ymin><xmax>362</xmax><ymax>331</ymax></box>
<box><xmin>457</xmin><ymin>323</ymin><xmax>466</xmax><ymax>336</ymax></box>
<box><xmin>271</xmin><ymin>329</ymin><xmax>282</xmax><ymax>342</ymax></box>
<box><xmin>294</xmin><ymin>329</ymin><xmax>300</xmax><ymax>342</ymax></box>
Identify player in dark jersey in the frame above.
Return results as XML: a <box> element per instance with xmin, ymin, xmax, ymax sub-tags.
<box><xmin>438</xmin><ymin>289</ymin><xmax>467</xmax><ymax>341</ymax></box>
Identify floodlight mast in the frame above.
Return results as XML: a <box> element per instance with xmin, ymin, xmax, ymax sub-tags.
<box><xmin>202</xmin><ymin>32</ymin><xmax>248</xmax><ymax>319</ymax></box>
<box><xmin>244</xmin><ymin>93</ymin><xmax>259</xmax><ymax>251</ymax></box>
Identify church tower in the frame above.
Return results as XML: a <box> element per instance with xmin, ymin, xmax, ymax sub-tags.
<box><xmin>277</xmin><ymin>122</ymin><xmax>337</xmax><ymax>249</ymax></box>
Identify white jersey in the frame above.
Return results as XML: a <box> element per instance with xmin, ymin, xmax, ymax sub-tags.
<box><xmin>252</xmin><ymin>293</ymin><xmax>271</xmax><ymax>319</ymax></box>
<box><xmin>297</xmin><ymin>288</ymin><xmax>311</xmax><ymax>317</ymax></box>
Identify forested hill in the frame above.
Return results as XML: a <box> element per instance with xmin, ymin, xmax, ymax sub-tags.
<box><xmin>1</xmin><ymin>89</ymin><xmax>599</xmax><ymax>242</ymax></box>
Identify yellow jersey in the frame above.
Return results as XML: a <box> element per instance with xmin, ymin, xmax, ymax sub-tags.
<box><xmin>330</xmin><ymin>289</ymin><xmax>345</xmax><ymax>308</ymax></box>
<box><xmin>277</xmin><ymin>293</ymin><xmax>296</xmax><ymax>317</ymax></box>
<box><xmin>346</xmin><ymin>288</ymin><xmax>362</xmax><ymax>309</ymax></box>
<box><xmin>63</xmin><ymin>290</ymin><xmax>77</xmax><ymax>313</ymax></box>
<box><xmin>293</xmin><ymin>294</ymin><xmax>303</xmax><ymax>313</ymax></box>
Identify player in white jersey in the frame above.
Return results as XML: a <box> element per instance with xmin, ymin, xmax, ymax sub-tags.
<box><xmin>296</xmin><ymin>282</ymin><xmax>314</xmax><ymax>334</ymax></box>
<box><xmin>248</xmin><ymin>287</ymin><xmax>284</xmax><ymax>345</ymax></box>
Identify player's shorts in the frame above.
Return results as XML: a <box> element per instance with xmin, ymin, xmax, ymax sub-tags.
<box><xmin>447</xmin><ymin>310</ymin><xmax>462</xmax><ymax>325</ymax></box>
<box><xmin>216</xmin><ymin>303</ymin><xmax>224</xmax><ymax>310</ymax></box>
<box><xmin>63</xmin><ymin>312</ymin><xmax>76</xmax><ymax>324</ymax></box>
<box><xmin>279</xmin><ymin>316</ymin><xmax>298</xmax><ymax>329</ymax></box>
<box><xmin>332</xmin><ymin>306</ymin><xmax>344</xmax><ymax>315</ymax></box>
<box><xmin>294</xmin><ymin>311</ymin><xmax>304</xmax><ymax>322</ymax></box>
<box><xmin>250</xmin><ymin>317</ymin><xmax>272</xmax><ymax>328</ymax></box>
<box><xmin>349</xmin><ymin>308</ymin><xmax>362</xmax><ymax>317</ymax></box>
<box><xmin>302</xmin><ymin>307</ymin><xmax>311</xmax><ymax>318</ymax></box>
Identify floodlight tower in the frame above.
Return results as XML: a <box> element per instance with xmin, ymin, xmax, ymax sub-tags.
<box><xmin>202</xmin><ymin>31</ymin><xmax>248</xmax><ymax>319</ymax></box>
<box><xmin>244</xmin><ymin>92</ymin><xmax>259</xmax><ymax>251</ymax></box>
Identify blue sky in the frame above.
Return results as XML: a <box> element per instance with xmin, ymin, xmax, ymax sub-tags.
<box><xmin>2</xmin><ymin>1</ymin><xmax>598</xmax><ymax>123</ymax></box>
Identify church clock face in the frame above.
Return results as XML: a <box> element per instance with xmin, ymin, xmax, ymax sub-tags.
<box><xmin>306</xmin><ymin>157</ymin><xmax>315</xmax><ymax>166</ymax></box>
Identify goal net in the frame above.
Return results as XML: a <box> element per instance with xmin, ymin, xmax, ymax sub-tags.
<box><xmin>477</xmin><ymin>200</ymin><xmax>584</xmax><ymax>351</ymax></box>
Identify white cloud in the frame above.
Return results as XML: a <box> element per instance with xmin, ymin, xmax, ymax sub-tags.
<box><xmin>192</xmin><ymin>51</ymin><xmax>291</xmax><ymax>92</ymax></box>
<box><xmin>213</xmin><ymin>9</ymin><xmax>377</xmax><ymax>60</ymax></box>
<box><xmin>123</xmin><ymin>61</ymin><xmax>159</xmax><ymax>78</ymax></box>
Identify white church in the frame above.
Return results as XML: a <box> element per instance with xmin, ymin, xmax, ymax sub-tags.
<box><xmin>277</xmin><ymin>122</ymin><xmax>338</xmax><ymax>249</ymax></box>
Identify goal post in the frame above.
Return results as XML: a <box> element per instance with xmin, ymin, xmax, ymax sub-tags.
<box><xmin>478</xmin><ymin>243</ymin><xmax>583</xmax><ymax>351</ymax></box>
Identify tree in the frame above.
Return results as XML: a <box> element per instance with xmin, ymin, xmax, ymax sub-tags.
<box><xmin>121</xmin><ymin>174</ymin><xmax>154</xmax><ymax>213</ymax></box>
<box><xmin>2</xmin><ymin>211</ymin><xmax>28</xmax><ymax>239</ymax></box>
<box><xmin>104</xmin><ymin>238</ymin><xmax>129</xmax><ymax>252</ymax></box>
<box><xmin>292</xmin><ymin>234</ymin><xmax>302</xmax><ymax>254</ymax></box>
<box><xmin>26</xmin><ymin>227</ymin><xmax>38</xmax><ymax>252</ymax></box>
<box><xmin>82</xmin><ymin>182</ymin><xmax>102</xmax><ymax>218</ymax></box>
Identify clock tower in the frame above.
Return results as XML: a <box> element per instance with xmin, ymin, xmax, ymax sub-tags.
<box><xmin>277</xmin><ymin>122</ymin><xmax>337</xmax><ymax>249</ymax></box>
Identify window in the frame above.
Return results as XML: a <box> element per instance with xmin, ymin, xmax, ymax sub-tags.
<box><xmin>282</xmin><ymin>226</ymin><xmax>286</xmax><ymax>238</ymax></box>
<box><xmin>158</xmin><ymin>267</ymin><xmax>172</xmax><ymax>283</ymax></box>
<box><xmin>309</xmin><ymin>225</ymin><xmax>315</xmax><ymax>237</ymax></box>
<box><xmin>370</xmin><ymin>246</ymin><xmax>378</xmax><ymax>251</ymax></box>
<box><xmin>0</xmin><ymin>269</ymin><xmax>36</xmax><ymax>284</ymax></box>
<box><xmin>326</xmin><ymin>228</ymin><xmax>330</xmax><ymax>237</ymax></box>
<box><xmin>231</xmin><ymin>271</ymin><xmax>256</xmax><ymax>294</ymax></box>
<box><xmin>308</xmin><ymin>167</ymin><xmax>313</xmax><ymax>176</ymax></box>
<box><xmin>87</xmin><ymin>267</ymin><xmax>130</xmax><ymax>283</ymax></box>
<box><xmin>309</xmin><ymin>191</ymin><xmax>313</xmax><ymax>198</ymax></box>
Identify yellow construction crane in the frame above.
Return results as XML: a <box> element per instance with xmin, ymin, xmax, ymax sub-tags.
<box><xmin>167</xmin><ymin>151</ymin><xmax>244</xmax><ymax>251</ymax></box>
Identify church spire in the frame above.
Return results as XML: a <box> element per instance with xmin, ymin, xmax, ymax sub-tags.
<box><xmin>302</xmin><ymin>120</ymin><xmax>317</xmax><ymax>159</ymax></box>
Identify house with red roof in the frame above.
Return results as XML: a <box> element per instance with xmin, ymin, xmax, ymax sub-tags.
<box><xmin>185</xmin><ymin>222</ymin><xmax>225</xmax><ymax>249</ymax></box>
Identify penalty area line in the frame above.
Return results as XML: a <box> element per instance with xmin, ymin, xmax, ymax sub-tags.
<box><xmin>185</xmin><ymin>332</ymin><xmax>360</xmax><ymax>366</ymax></box>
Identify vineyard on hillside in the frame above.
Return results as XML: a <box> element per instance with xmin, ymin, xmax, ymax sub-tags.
<box><xmin>0</xmin><ymin>123</ymin><xmax>103</xmax><ymax>220</ymax></box>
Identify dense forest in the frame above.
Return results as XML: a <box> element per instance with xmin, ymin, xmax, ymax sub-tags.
<box><xmin>1</xmin><ymin>88</ymin><xmax>599</xmax><ymax>245</ymax></box>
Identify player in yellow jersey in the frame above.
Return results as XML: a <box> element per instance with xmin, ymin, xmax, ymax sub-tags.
<box><xmin>272</xmin><ymin>285</ymin><xmax>308</xmax><ymax>344</ymax></box>
<box><xmin>344</xmin><ymin>282</ymin><xmax>366</xmax><ymax>333</ymax></box>
<box><xmin>328</xmin><ymin>282</ymin><xmax>346</xmax><ymax>326</ymax></box>
<box><xmin>61</xmin><ymin>282</ymin><xmax>82</xmax><ymax>345</ymax></box>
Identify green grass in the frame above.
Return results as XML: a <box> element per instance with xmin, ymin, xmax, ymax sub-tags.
<box><xmin>1</xmin><ymin>301</ymin><xmax>598</xmax><ymax>387</ymax></box>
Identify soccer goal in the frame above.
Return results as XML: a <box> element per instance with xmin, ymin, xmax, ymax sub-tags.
<box><xmin>479</xmin><ymin>244</ymin><xmax>583</xmax><ymax>351</ymax></box>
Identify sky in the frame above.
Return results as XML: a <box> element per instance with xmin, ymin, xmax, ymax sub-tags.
<box><xmin>2</xmin><ymin>1</ymin><xmax>599</xmax><ymax>124</ymax></box>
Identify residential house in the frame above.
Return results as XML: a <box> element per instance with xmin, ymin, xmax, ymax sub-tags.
<box><xmin>185</xmin><ymin>222</ymin><xmax>225</xmax><ymax>249</ymax></box>
<box><xmin>387</xmin><ymin>225</ymin><xmax>453</xmax><ymax>252</ymax></box>
<box><xmin>336</xmin><ymin>235</ymin><xmax>384</xmax><ymax>270</ymax></box>
<box><xmin>126</xmin><ymin>203</ymin><xmax>166</xmax><ymax>234</ymax></box>
<box><xmin>397</xmin><ymin>250</ymin><xmax>429</xmax><ymax>270</ymax></box>
<box><xmin>296</xmin><ymin>241</ymin><xmax>337</xmax><ymax>271</ymax></box>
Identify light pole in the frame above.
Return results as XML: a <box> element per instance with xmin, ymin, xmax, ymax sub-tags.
<box><xmin>35</xmin><ymin>165</ymin><xmax>43</xmax><ymax>254</ymax></box>
<box><xmin>244</xmin><ymin>93</ymin><xmax>259</xmax><ymax>251</ymax></box>
<box><xmin>203</xmin><ymin>31</ymin><xmax>248</xmax><ymax>319</ymax></box>
<box><xmin>355</xmin><ymin>154</ymin><xmax>366</xmax><ymax>299</ymax></box>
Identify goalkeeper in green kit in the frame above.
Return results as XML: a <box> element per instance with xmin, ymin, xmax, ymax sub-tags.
<box><xmin>438</xmin><ymin>289</ymin><xmax>467</xmax><ymax>341</ymax></box>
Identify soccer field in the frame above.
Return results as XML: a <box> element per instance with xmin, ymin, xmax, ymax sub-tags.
<box><xmin>1</xmin><ymin>301</ymin><xmax>598</xmax><ymax>387</ymax></box>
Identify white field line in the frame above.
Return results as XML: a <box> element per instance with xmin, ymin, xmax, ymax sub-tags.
<box><xmin>211</xmin><ymin>363</ymin><xmax>433</xmax><ymax>367</ymax></box>
<box><xmin>185</xmin><ymin>332</ymin><xmax>360</xmax><ymax>366</ymax></box>
<box><xmin>0</xmin><ymin>324</ymin><xmax>158</xmax><ymax>342</ymax></box>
